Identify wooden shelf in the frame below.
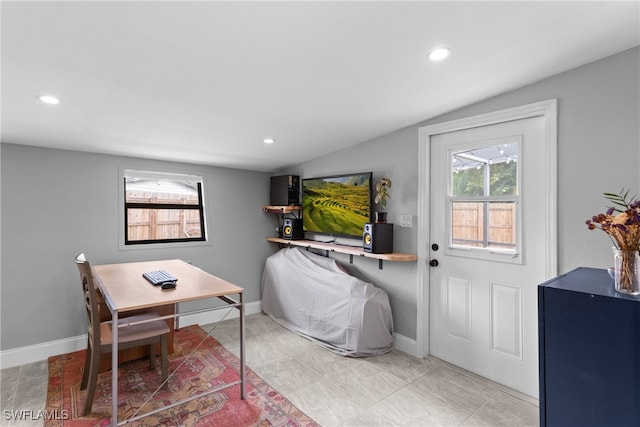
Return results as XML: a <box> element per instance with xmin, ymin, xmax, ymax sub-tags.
<box><xmin>266</xmin><ymin>237</ymin><xmax>417</xmax><ymax>269</ymax></box>
<box><xmin>262</xmin><ymin>205</ymin><xmax>301</xmax><ymax>214</ymax></box>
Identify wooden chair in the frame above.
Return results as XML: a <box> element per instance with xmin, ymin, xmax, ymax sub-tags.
<box><xmin>74</xmin><ymin>253</ymin><xmax>169</xmax><ymax>416</ymax></box>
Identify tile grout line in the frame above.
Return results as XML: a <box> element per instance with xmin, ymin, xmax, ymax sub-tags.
<box><xmin>459</xmin><ymin>400</ymin><xmax>491</xmax><ymax>427</ymax></box>
<box><xmin>339</xmin><ymin>361</ymin><xmax>440</xmax><ymax>426</ymax></box>
<box><xmin>424</xmin><ymin>356</ymin><xmax>539</xmax><ymax>408</ymax></box>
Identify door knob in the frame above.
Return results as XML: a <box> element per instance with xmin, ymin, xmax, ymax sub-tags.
<box><xmin>429</xmin><ymin>259</ymin><xmax>439</xmax><ymax>267</ymax></box>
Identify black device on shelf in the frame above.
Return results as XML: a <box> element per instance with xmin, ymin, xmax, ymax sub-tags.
<box><xmin>283</xmin><ymin>218</ymin><xmax>304</xmax><ymax>240</ymax></box>
<box><xmin>363</xmin><ymin>222</ymin><xmax>393</xmax><ymax>254</ymax></box>
<box><xmin>270</xmin><ymin>175</ymin><xmax>300</xmax><ymax>206</ymax></box>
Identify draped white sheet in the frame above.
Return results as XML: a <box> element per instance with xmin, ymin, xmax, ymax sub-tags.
<box><xmin>261</xmin><ymin>247</ymin><xmax>393</xmax><ymax>357</ymax></box>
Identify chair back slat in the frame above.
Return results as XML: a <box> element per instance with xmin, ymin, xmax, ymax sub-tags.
<box><xmin>74</xmin><ymin>253</ymin><xmax>100</xmax><ymax>348</ymax></box>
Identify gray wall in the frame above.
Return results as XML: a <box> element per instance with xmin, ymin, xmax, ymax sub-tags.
<box><xmin>1</xmin><ymin>144</ymin><xmax>274</xmax><ymax>350</ymax></box>
<box><xmin>2</xmin><ymin>46</ymin><xmax>637</xmax><ymax>351</ymax></box>
<box><xmin>285</xmin><ymin>46</ymin><xmax>640</xmax><ymax>340</ymax></box>
<box><xmin>421</xmin><ymin>47</ymin><xmax>639</xmax><ymax>273</ymax></box>
<box><xmin>283</xmin><ymin>125</ymin><xmax>421</xmax><ymax>340</ymax></box>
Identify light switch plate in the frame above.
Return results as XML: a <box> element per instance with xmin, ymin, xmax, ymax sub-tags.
<box><xmin>400</xmin><ymin>214</ymin><xmax>412</xmax><ymax>228</ymax></box>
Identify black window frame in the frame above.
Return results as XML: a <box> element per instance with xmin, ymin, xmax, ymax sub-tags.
<box><xmin>124</xmin><ymin>176</ymin><xmax>207</xmax><ymax>246</ymax></box>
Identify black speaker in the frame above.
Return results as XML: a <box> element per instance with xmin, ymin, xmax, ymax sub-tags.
<box><xmin>283</xmin><ymin>218</ymin><xmax>304</xmax><ymax>240</ymax></box>
<box><xmin>270</xmin><ymin>175</ymin><xmax>300</xmax><ymax>206</ymax></box>
<box><xmin>363</xmin><ymin>223</ymin><xmax>393</xmax><ymax>254</ymax></box>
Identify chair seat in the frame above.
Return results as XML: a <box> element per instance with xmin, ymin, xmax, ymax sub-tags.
<box><xmin>100</xmin><ymin>313</ymin><xmax>170</xmax><ymax>347</ymax></box>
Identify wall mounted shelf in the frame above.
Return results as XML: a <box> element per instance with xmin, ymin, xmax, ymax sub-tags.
<box><xmin>262</xmin><ymin>205</ymin><xmax>301</xmax><ymax>239</ymax></box>
<box><xmin>262</xmin><ymin>205</ymin><xmax>417</xmax><ymax>269</ymax></box>
<box><xmin>266</xmin><ymin>237</ymin><xmax>417</xmax><ymax>269</ymax></box>
<box><xmin>262</xmin><ymin>205</ymin><xmax>301</xmax><ymax>215</ymax></box>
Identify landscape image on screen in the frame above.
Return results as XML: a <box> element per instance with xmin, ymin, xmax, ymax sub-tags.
<box><xmin>302</xmin><ymin>173</ymin><xmax>371</xmax><ymax>237</ymax></box>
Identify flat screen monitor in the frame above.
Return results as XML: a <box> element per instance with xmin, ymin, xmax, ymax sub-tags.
<box><xmin>301</xmin><ymin>172</ymin><xmax>372</xmax><ymax>239</ymax></box>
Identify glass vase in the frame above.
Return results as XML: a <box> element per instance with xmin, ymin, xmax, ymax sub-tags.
<box><xmin>613</xmin><ymin>248</ymin><xmax>640</xmax><ymax>295</ymax></box>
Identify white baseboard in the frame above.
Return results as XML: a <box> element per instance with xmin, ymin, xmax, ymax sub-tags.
<box><xmin>0</xmin><ymin>335</ymin><xmax>88</xmax><ymax>370</ymax></box>
<box><xmin>393</xmin><ymin>332</ymin><xmax>418</xmax><ymax>357</ymax></box>
<box><xmin>0</xmin><ymin>301</ymin><xmax>419</xmax><ymax>368</ymax></box>
<box><xmin>0</xmin><ymin>301</ymin><xmax>263</xmax><ymax>370</ymax></box>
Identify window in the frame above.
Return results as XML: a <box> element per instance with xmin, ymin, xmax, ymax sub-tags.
<box><xmin>124</xmin><ymin>169</ymin><xmax>206</xmax><ymax>245</ymax></box>
<box><xmin>447</xmin><ymin>138</ymin><xmax>520</xmax><ymax>260</ymax></box>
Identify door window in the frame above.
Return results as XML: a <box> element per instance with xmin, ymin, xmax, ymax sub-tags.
<box><xmin>447</xmin><ymin>138</ymin><xmax>521</xmax><ymax>263</ymax></box>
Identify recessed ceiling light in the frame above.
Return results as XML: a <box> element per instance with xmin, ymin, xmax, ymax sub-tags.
<box><xmin>428</xmin><ymin>48</ymin><xmax>450</xmax><ymax>62</ymax></box>
<box><xmin>264</xmin><ymin>138</ymin><xmax>275</xmax><ymax>144</ymax></box>
<box><xmin>38</xmin><ymin>95</ymin><xmax>60</xmax><ymax>105</ymax></box>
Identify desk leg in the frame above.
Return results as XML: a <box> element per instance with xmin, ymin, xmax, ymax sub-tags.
<box><xmin>112</xmin><ymin>310</ymin><xmax>119</xmax><ymax>426</ymax></box>
<box><xmin>240</xmin><ymin>293</ymin><xmax>245</xmax><ymax>399</ymax></box>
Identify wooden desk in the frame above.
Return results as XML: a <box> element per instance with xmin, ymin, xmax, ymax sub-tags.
<box><xmin>92</xmin><ymin>259</ymin><xmax>245</xmax><ymax>426</ymax></box>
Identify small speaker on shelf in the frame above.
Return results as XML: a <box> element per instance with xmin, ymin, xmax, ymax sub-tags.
<box><xmin>363</xmin><ymin>223</ymin><xmax>393</xmax><ymax>254</ymax></box>
<box><xmin>283</xmin><ymin>218</ymin><xmax>304</xmax><ymax>240</ymax></box>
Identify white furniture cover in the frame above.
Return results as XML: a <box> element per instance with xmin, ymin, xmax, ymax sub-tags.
<box><xmin>261</xmin><ymin>247</ymin><xmax>393</xmax><ymax>356</ymax></box>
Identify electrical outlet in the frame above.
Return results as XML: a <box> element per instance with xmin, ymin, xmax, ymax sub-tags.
<box><xmin>400</xmin><ymin>214</ymin><xmax>412</xmax><ymax>228</ymax></box>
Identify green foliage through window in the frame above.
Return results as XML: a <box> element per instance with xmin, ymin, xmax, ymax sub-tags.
<box><xmin>449</xmin><ymin>142</ymin><xmax>518</xmax><ymax>252</ymax></box>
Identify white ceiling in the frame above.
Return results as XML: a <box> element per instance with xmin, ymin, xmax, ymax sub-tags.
<box><xmin>2</xmin><ymin>1</ymin><xmax>638</xmax><ymax>172</ymax></box>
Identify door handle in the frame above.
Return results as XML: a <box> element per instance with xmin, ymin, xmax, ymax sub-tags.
<box><xmin>429</xmin><ymin>259</ymin><xmax>439</xmax><ymax>267</ymax></box>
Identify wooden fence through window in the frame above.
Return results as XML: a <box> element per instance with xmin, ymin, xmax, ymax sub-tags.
<box><xmin>126</xmin><ymin>192</ymin><xmax>202</xmax><ymax>241</ymax></box>
<box><xmin>452</xmin><ymin>202</ymin><xmax>515</xmax><ymax>249</ymax></box>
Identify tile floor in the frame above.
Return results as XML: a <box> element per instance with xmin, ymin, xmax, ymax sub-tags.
<box><xmin>1</xmin><ymin>358</ymin><xmax>49</xmax><ymax>427</ymax></box>
<box><xmin>0</xmin><ymin>313</ymin><xmax>539</xmax><ymax>426</ymax></box>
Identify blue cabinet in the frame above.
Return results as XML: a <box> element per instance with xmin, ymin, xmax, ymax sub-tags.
<box><xmin>538</xmin><ymin>267</ymin><xmax>640</xmax><ymax>427</ymax></box>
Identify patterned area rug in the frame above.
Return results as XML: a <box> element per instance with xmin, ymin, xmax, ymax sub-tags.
<box><xmin>45</xmin><ymin>325</ymin><xmax>318</xmax><ymax>426</ymax></box>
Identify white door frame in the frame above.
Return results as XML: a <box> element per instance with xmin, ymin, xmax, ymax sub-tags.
<box><xmin>416</xmin><ymin>99</ymin><xmax>558</xmax><ymax>358</ymax></box>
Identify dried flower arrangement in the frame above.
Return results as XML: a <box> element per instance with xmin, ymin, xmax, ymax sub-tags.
<box><xmin>586</xmin><ymin>189</ymin><xmax>640</xmax><ymax>292</ymax></box>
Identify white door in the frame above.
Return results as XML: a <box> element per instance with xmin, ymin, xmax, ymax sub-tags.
<box><xmin>426</xmin><ymin>104</ymin><xmax>556</xmax><ymax>398</ymax></box>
